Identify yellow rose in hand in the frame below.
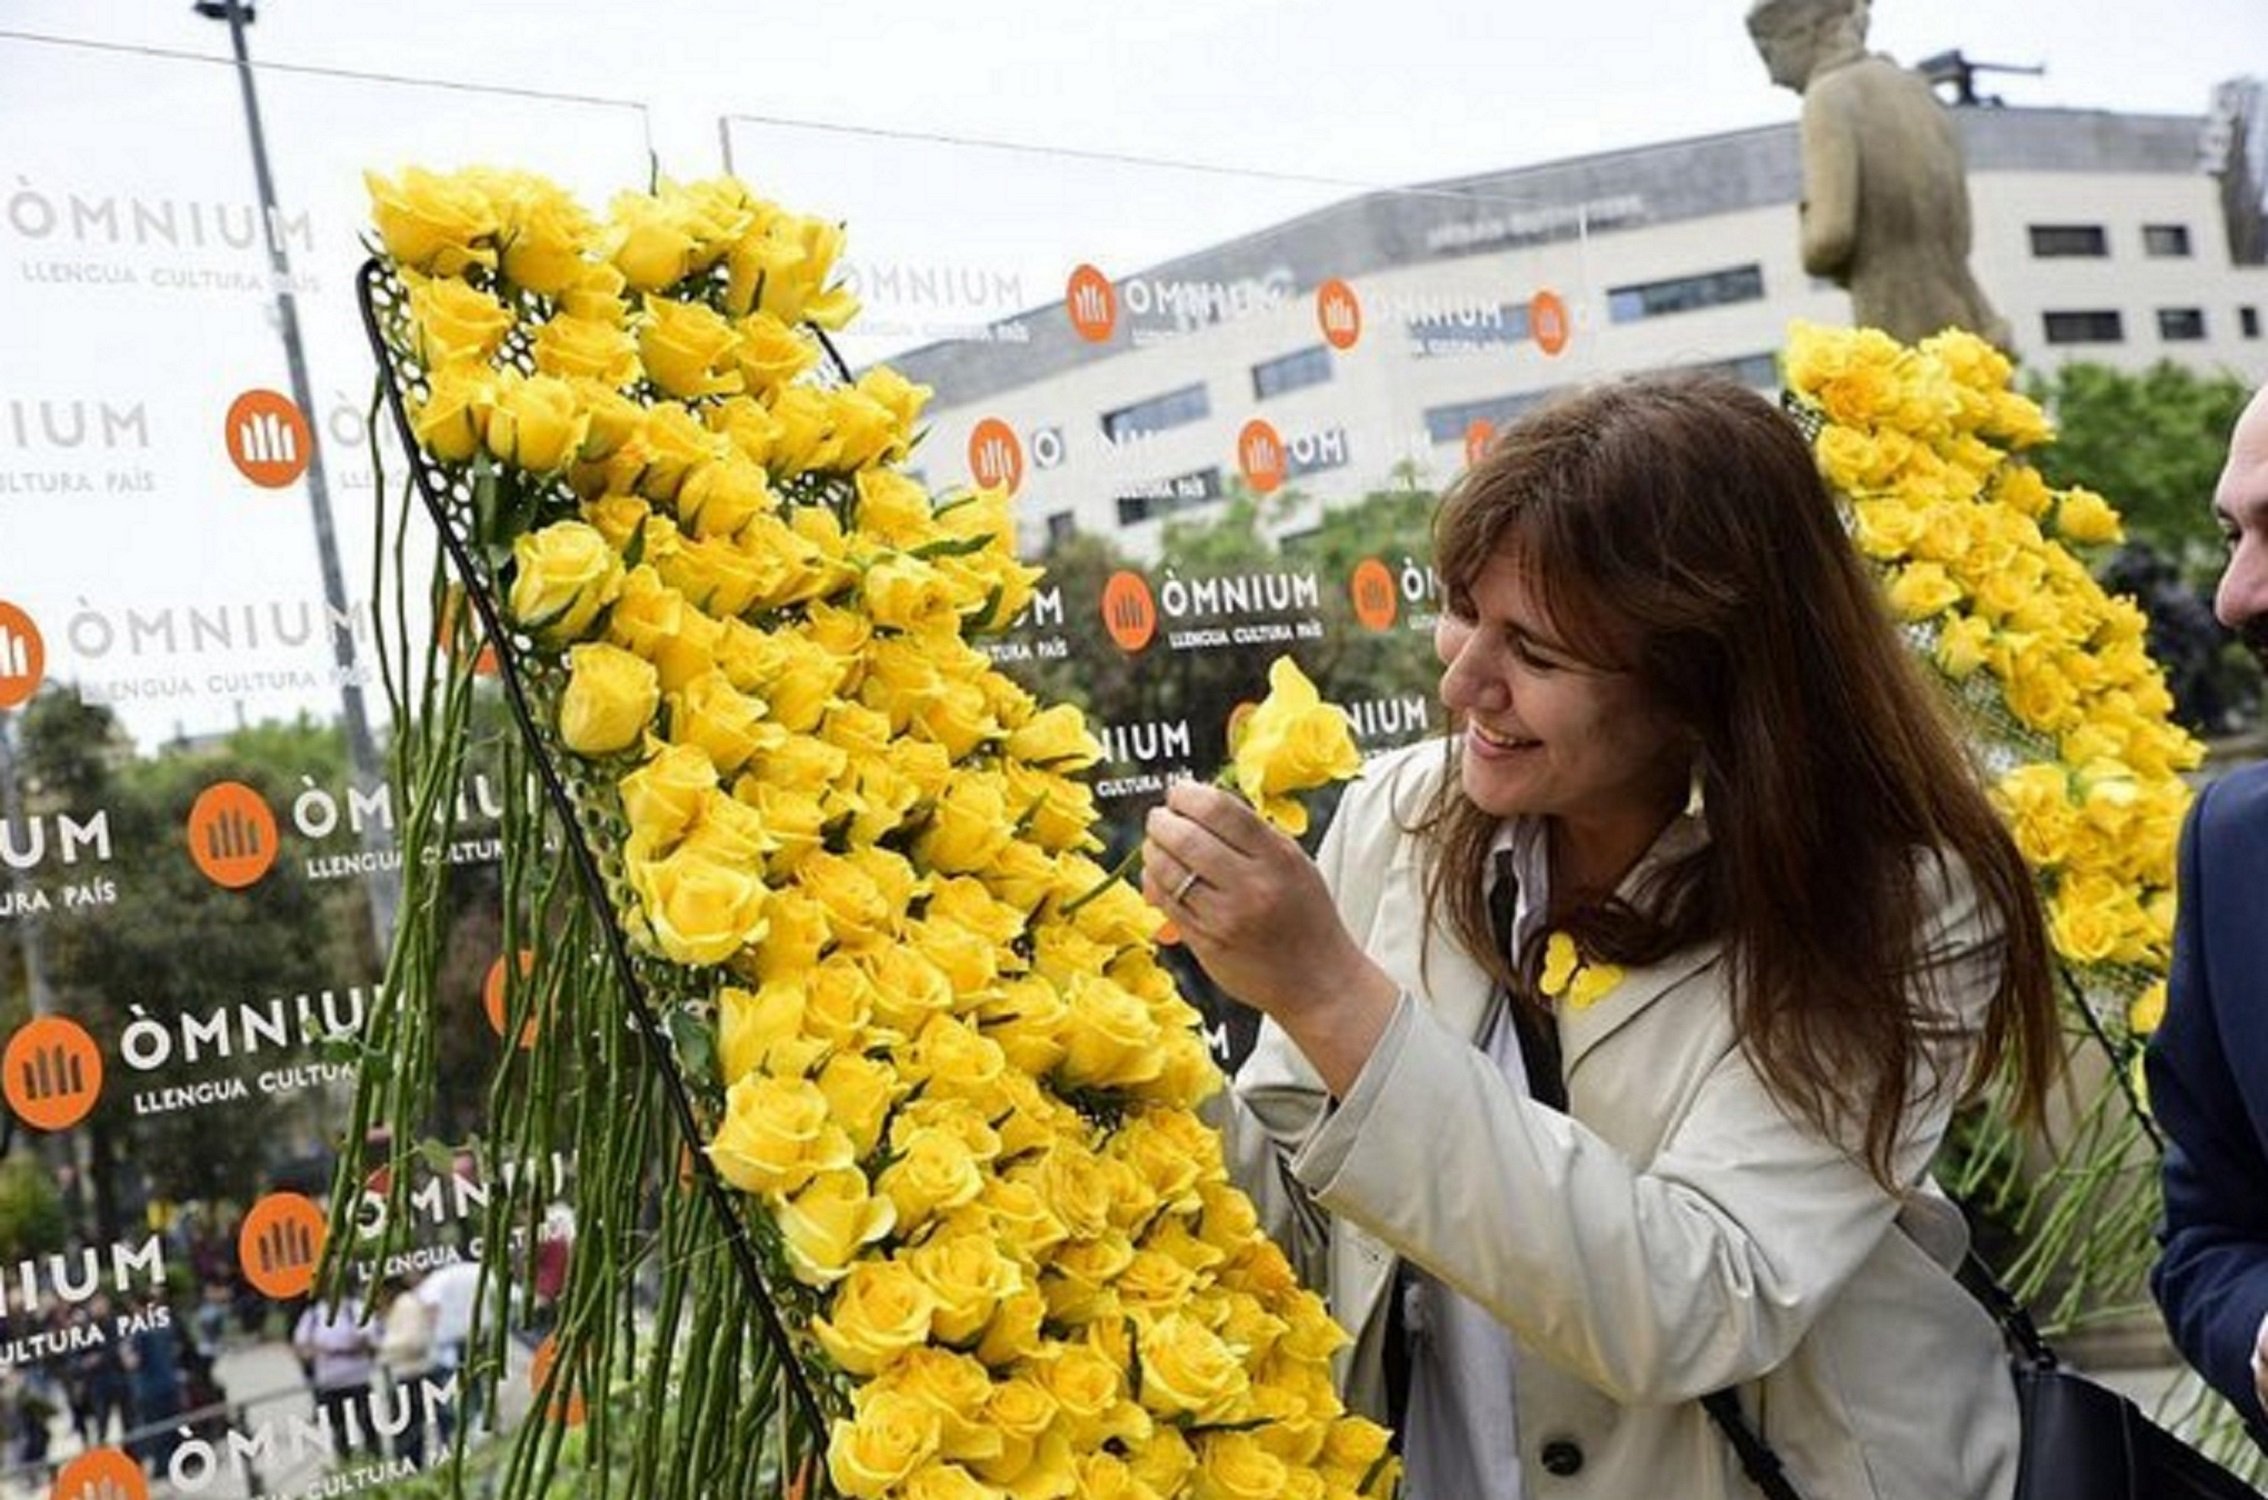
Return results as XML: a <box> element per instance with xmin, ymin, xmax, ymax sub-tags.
<box><xmin>628</xmin><ymin>845</ymin><xmax>768</xmax><ymax>966</ymax></box>
<box><xmin>557</xmin><ymin>642</ymin><xmax>657</xmax><ymax>755</ymax></box>
<box><xmin>366</xmin><ymin>166</ymin><xmax>498</xmax><ymax>276</ymax></box>
<box><xmin>484</xmin><ymin>371</ymin><xmax>589</xmax><ymax>475</ymax></box>
<box><xmin>1231</xmin><ymin>656</ymin><xmax>1363</xmax><ymax>835</ymax></box>
<box><xmin>827</xmin><ymin>1388</ymin><xmax>942</xmax><ymax>1499</ymax></box>
<box><xmin>509</xmin><ymin>521</ymin><xmax>624</xmax><ymax>642</ymax></box>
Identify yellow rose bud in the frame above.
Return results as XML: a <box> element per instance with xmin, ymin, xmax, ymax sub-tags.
<box><xmin>1230</xmin><ymin>657</ymin><xmax>1363</xmax><ymax>833</ymax></box>
<box><xmin>875</xmin><ymin>1348</ymin><xmax>1004</xmax><ymax>1466</ymax></box>
<box><xmin>408</xmin><ymin>275</ymin><xmax>515</xmax><ymax>368</ymax></box>
<box><xmin>1933</xmin><ymin>612</ymin><xmax>1994</xmax><ymax>680</ymax></box>
<box><xmin>639</xmin><ymin>297</ymin><xmax>744</xmax><ymax>401</ymax></box>
<box><xmin>673</xmin><ymin>786</ymin><xmax>778</xmax><ymax>868</ymax></box>
<box><xmin>827</xmin><ymin>1389</ymin><xmax>941</xmax><ymax>1499</ymax></box>
<box><xmin>879</xmin><ymin>1125</ymin><xmax>987</xmax><ymax>1232</ymax></box>
<box><xmin>709</xmin><ymin>1074</ymin><xmax>853</xmax><ymax>1198</ymax></box>
<box><xmin>531</xmin><ymin>314</ymin><xmax>640</xmax><ymax>387</ymax></box>
<box><xmin>779</xmin><ymin>1166</ymin><xmax>896</xmax><ymax>1285</ymax></box>
<box><xmin>484</xmin><ymin>371</ymin><xmax>589</xmax><ymax>475</ymax></box>
<box><xmin>911</xmin><ymin>1227</ymin><xmax>1024</xmax><ymax>1346</ymax></box>
<box><xmin>751</xmin><ymin>888</ymin><xmax>831</xmax><ymax>985</ymax></box>
<box><xmin>2054</xmin><ymin>487</ymin><xmax>2124</xmax><ymax>546</ymax></box>
<box><xmin>856</xmin><ymin>365</ymin><xmax>932</xmax><ymax>436</ymax></box>
<box><xmin>1885</xmin><ymin>561</ymin><xmax>1963</xmax><ymax>622</ymax></box>
<box><xmin>629</xmin><ymin>846</ymin><xmax>768</xmax><ymax>966</ymax></box>
<box><xmin>408</xmin><ymin>362</ymin><xmax>495</xmax><ymax>464</ymax></box>
<box><xmin>607</xmin><ymin>189</ymin><xmax>699</xmax><ymax>291</ymax></box>
<box><xmin>674</xmin><ymin>454</ymin><xmax>776</xmax><ymax>540</ymax></box>
<box><xmin>1002</xmin><ymin>762</ymin><xmax>1101</xmax><ymax>855</ymax></box>
<box><xmin>916</xmin><ymin>771</ymin><xmax>1015</xmax><ymax>875</ymax></box>
<box><xmin>975</xmin><ymin>1287</ymin><xmax>1050</xmax><ymax>1369</ymax></box>
<box><xmin>490</xmin><ymin>175</ymin><xmax>594</xmax><ymax>295</ymax></box>
<box><xmin>1127</xmin><ymin>1425</ymin><xmax>1196</xmax><ymax>1497</ymax></box>
<box><xmin>815</xmin><ymin>1258</ymin><xmax>938</xmax><ymax>1377</ymax></box>
<box><xmin>732</xmin><ymin>310</ymin><xmax>820</xmax><ymax>393</ymax></box>
<box><xmin>618</xmin><ymin>741</ymin><xmax>717</xmax><ymax>848</ymax></box>
<box><xmin>1036</xmin><ymin>1342</ymin><xmax>1139</xmax><ymax>1450</ymax></box>
<box><xmin>668</xmin><ymin>669</ymin><xmax>776</xmax><ymax>778</ymax></box>
<box><xmin>1196</xmin><ymin>1431</ymin><xmax>1290</xmax><ymax>1500</ymax></box>
<box><xmin>366</xmin><ymin>166</ymin><xmax>498</xmax><ymax>276</ymax></box>
<box><xmin>1005</xmin><ymin>703</ymin><xmax>1103</xmax><ymax>772</ymax></box>
<box><xmin>1055</xmin><ymin>974</ymin><xmax>1165</xmax><ymax>1091</ymax></box>
<box><xmin>557</xmin><ymin>642</ymin><xmax>657</xmax><ymax>755</ymax></box>
<box><xmin>862</xmin><ymin>553</ymin><xmax>961</xmax><ymax>636</ymax></box>
<box><xmin>816</xmin><ymin>1050</ymin><xmax>902</xmax><ymax>1158</ymax></box>
<box><xmin>717</xmin><ymin>980</ymin><xmax>803</xmax><ymax>1085</ymax></box>
<box><xmin>509</xmin><ymin>521</ymin><xmax>624</xmax><ymax>642</ymax></box>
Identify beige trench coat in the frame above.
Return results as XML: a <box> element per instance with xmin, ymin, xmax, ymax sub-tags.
<box><xmin>1221</xmin><ymin>742</ymin><xmax>2019</xmax><ymax>1499</ymax></box>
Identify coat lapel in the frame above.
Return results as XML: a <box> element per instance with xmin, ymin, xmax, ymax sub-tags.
<box><xmin>1558</xmin><ymin>943</ymin><xmax>1722</xmax><ymax>1076</ymax></box>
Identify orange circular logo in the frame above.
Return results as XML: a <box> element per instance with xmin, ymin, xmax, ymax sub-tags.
<box><xmin>1316</xmin><ymin>279</ymin><xmax>1362</xmax><ymax>351</ymax></box>
<box><xmin>484</xmin><ymin>950</ymin><xmax>539</xmax><ymax>1049</ymax></box>
<box><xmin>967</xmin><ymin>418</ymin><xmax>1024</xmax><ymax>497</ymax></box>
<box><xmin>1349</xmin><ymin>558</ymin><xmax>1399</xmax><ymax>632</ymax></box>
<box><xmin>238</xmin><ymin>1191</ymin><xmax>327</xmax><ymax>1299</ymax></box>
<box><xmin>1529</xmin><ymin>290</ymin><xmax>1571</xmax><ymax>357</ymax></box>
<box><xmin>1066</xmin><ymin>264</ymin><xmax>1117</xmax><ymax>343</ymax></box>
<box><xmin>51</xmin><ymin>1447</ymin><xmax>149</xmax><ymax>1500</ymax></box>
<box><xmin>187</xmin><ymin>781</ymin><xmax>279</xmax><ymax>889</ymax></box>
<box><xmin>4</xmin><ymin>1016</ymin><xmax>103</xmax><ymax>1132</ymax></box>
<box><xmin>1100</xmin><ymin>571</ymin><xmax>1158</xmax><ymax>654</ymax></box>
<box><xmin>530</xmin><ymin>1334</ymin><xmax>588</xmax><ymax>1427</ymax></box>
<box><xmin>0</xmin><ymin>601</ymin><xmax>46</xmax><ymax>710</ymax></box>
<box><xmin>225</xmin><ymin>389</ymin><xmax>313</xmax><ymax>488</ymax></box>
<box><xmin>439</xmin><ymin>586</ymin><xmax>500</xmax><ymax>677</ymax></box>
<box><xmin>1464</xmin><ymin>419</ymin><xmax>1497</xmax><ymax>468</ymax></box>
<box><xmin>1237</xmin><ymin>420</ymin><xmax>1286</xmax><ymax>496</ymax></box>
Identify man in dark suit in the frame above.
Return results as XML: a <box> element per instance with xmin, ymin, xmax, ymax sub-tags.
<box><xmin>2150</xmin><ymin>383</ymin><xmax>2268</xmax><ymax>1441</ymax></box>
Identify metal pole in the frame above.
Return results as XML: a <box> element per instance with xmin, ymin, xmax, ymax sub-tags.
<box><xmin>207</xmin><ymin>0</ymin><xmax>399</xmax><ymax>952</ymax></box>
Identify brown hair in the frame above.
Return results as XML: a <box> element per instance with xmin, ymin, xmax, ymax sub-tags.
<box><xmin>1421</xmin><ymin>372</ymin><xmax>2057</xmax><ymax>1186</ymax></box>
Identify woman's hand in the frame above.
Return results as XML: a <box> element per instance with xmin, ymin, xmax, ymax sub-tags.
<box><xmin>1142</xmin><ymin>780</ymin><xmax>1399</xmax><ymax>1095</ymax></box>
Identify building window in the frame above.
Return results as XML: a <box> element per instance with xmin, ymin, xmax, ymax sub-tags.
<box><xmin>1250</xmin><ymin>346</ymin><xmax>1332</xmax><ymax>401</ymax></box>
<box><xmin>1116</xmin><ymin>466</ymin><xmax>1223</xmax><ymax>526</ymax></box>
<box><xmin>2042</xmin><ymin>310</ymin><xmax>2125</xmax><ymax>344</ymax></box>
<box><xmin>2028</xmin><ymin>224</ymin><xmax>2109</xmax><ymax>257</ymax></box>
<box><xmin>2142</xmin><ymin>224</ymin><xmax>2193</xmax><ymax>257</ymax></box>
<box><xmin>1405</xmin><ymin>302</ymin><xmax>1532</xmax><ymax>356</ymax></box>
<box><xmin>1423</xmin><ymin>391</ymin><xmax>1555</xmax><ymax>446</ymax></box>
<box><xmin>2242</xmin><ymin>306</ymin><xmax>2261</xmax><ymax>339</ymax></box>
<box><xmin>2158</xmin><ymin>307</ymin><xmax>2208</xmax><ymax>342</ymax></box>
<box><xmin>1606</xmin><ymin>264</ymin><xmax>1764</xmax><ymax>323</ymax></box>
<box><xmin>1100</xmin><ymin>383</ymin><xmax>1210</xmax><ymax>443</ymax></box>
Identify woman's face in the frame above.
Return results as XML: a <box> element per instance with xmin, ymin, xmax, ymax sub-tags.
<box><xmin>1435</xmin><ymin>547</ymin><xmax>1691</xmax><ymax>845</ymax></box>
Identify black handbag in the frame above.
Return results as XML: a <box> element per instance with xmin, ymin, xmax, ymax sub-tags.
<box><xmin>1704</xmin><ymin>1251</ymin><xmax>2262</xmax><ymax>1499</ymax></box>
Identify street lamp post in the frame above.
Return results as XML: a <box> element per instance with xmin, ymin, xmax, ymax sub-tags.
<box><xmin>194</xmin><ymin>0</ymin><xmax>400</xmax><ymax>954</ymax></box>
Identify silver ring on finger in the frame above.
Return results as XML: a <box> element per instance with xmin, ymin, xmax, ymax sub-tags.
<box><xmin>1171</xmin><ymin>869</ymin><xmax>1203</xmax><ymax>904</ymax></box>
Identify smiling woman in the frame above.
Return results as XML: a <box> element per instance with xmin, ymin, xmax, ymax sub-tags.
<box><xmin>1165</xmin><ymin>370</ymin><xmax>2062</xmax><ymax>1500</ymax></box>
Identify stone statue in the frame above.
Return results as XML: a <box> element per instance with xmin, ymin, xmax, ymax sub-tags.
<box><xmin>1746</xmin><ymin>0</ymin><xmax>2012</xmax><ymax>348</ymax></box>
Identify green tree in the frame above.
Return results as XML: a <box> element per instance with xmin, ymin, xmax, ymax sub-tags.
<box><xmin>2025</xmin><ymin>359</ymin><xmax>2252</xmax><ymax>577</ymax></box>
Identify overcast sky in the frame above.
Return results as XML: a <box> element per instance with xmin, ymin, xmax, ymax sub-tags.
<box><xmin>5</xmin><ymin>1</ymin><xmax>2261</xmax><ymax>190</ymax></box>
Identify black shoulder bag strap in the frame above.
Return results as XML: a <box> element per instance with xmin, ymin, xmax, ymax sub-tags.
<box><xmin>1703</xmin><ymin>1390</ymin><xmax>1807</xmax><ymax>1500</ymax></box>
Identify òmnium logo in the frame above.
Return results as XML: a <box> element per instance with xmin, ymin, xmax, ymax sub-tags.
<box><xmin>1465</xmin><ymin>419</ymin><xmax>1496</xmax><ymax>468</ymax></box>
<box><xmin>1317</xmin><ymin>279</ymin><xmax>1361</xmax><ymax>351</ymax></box>
<box><xmin>50</xmin><ymin>1445</ymin><xmax>148</xmax><ymax>1500</ymax></box>
<box><xmin>1349</xmin><ymin>558</ymin><xmax>1399</xmax><ymax>633</ymax></box>
<box><xmin>224</xmin><ymin>389</ymin><xmax>312</xmax><ymax>488</ymax></box>
<box><xmin>4</xmin><ymin>1015</ymin><xmax>103</xmax><ymax>1132</ymax></box>
<box><xmin>186</xmin><ymin>780</ymin><xmax>279</xmax><ymax>889</ymax></box>
<box><xmin>967</xmin><ymin>418</ymin><xmax>1024</xmax><ymax>497</ymax></box>
<box><xmin>1236</xmin><ymin>420</ymin><xmax>1285</xmax><ymax>496</ymax></box>
<box><xmin>1100</xmin><ymin>571</ymin><xmax>1158</xmax><ymax>654</ymax></box>
<box><xmin>0</xmin><ymin>601</ymin><xmax>45</xmax><ymax>709</ymax></box>
<box><xmin>1530</xmin><ymin>289</ymin><xmax>1571</xmax><ymax>357</ymax></box>
<box><xmin>1066</xmin><ymin>264</ymin><xmax>1116</xmax><ymax>343</ymax></box>
<box><xmin>484</xmin><ymin>950</ymin><xmax>538</xmax><ymax>1049</ymax></box>
<box><xmin>237</xmin><ymin>1191</ymin><xmax>326</xmax><ymax>1299</ymax></box>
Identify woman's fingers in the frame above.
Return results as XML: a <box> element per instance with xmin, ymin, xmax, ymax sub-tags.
<box><xmin>1162</xmin><ymin>779</ymin><xmax>1271</xmax><ymax>855</ymax></box>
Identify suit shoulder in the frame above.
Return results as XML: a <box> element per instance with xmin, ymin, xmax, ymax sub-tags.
<box><xmin>2195</xmin><ymin>761</ymin><xmax>2268</xmax><ymax>838</ymax></box>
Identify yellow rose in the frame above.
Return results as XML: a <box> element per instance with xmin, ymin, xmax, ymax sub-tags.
<box><xmin>557</xmin><ymin>642</ymin><xmax>657</xmax><ymax>755</ymax></box>
<box><xmin>709</xmin><ymin>1074</ymin><xmax>854</xmax><ymax>1199</ymax></box>
<box><xmin>618</xmin><ymin>741</ymin><xmax>717</xmax><ymax>848</ymax></box>
<box><xmin>673</xmin><ymin>455</ymin><xmax>776</xmax><ymax>540</ymax></box>
<box><xmin>484</xmin><ymin>371</ymin><xmax>589</xmax><ymax>475</ymax></box>
<box><xmin>488</xmin><ymin>172</ymin><xmax>595</xmax><ymax>295</ymax></box>
<box><xmin>717</xmin><ymin>980</ymin><xmax>804</xmax><ymax>1085</ymax></box>
<box><xmin>1110</xmin><ymin>1109</ymin><xmax>1224</xmax><ymax>1212</ymax></box>
<box><xmin>1127</xmin><ymin>1426</ymin><xmax>1197</xmax><ymax>1497</ymax></box>
<box><xmin>897</xmin><ymin>1462</ymin><xmax>1000</xmax><ymax>1500</ymax></box>
<box><xmin>911</xmin><ymin>1226</ymin><xmax>1025</xmax><ymax>1346</ymax></box>
<box><xmin>732</xmin><ymin>311</ymin><xmax>820</xmax><ymax>393</ymax></box>
<box><xmin>629</xmin><ymin>846</ymin><xmax>769</xmax><ymax>966</ymax></box>
<box><xmin>862</xmin><ymin>553</ymin><xmax>961</xmax><ymax>637</ymax></box>
<box><xmin>509</xmin><ymin>521</ymin><xmax>624</xmax><ymax>642</ymax></box>
<box><xmin>2054</xmin><ymin>487</ymin><xmax>2125</xmax><ymax>546</ymax></box>
<box><xmin>1001</xmin><ymin>762</ymin><xmax>1101</xmax><ymax>855</ymax></box>
<box><xmin>1933</xmin><ymin>612</ymin><xmax>1994</xmax><ymax>679</ymax></box>
<box><xmin>366</xmin><ymin>166</ymin><xmax>497</xmax><ymax>276</ymax></box>
<box><xmin>710</xmin><ymin>393</ymin><xmax>785</xmax><ymax>468</ymax></box>
<box><xmin>531</xmin><ymin>314</ymin><xmax>641</xmax><ymax>388</ymax></box>
<box><xmin>668</xmin><ymin>669</ymin><xmax>777</xmax><ymax>777</ymax></box>
<box><xmin>673</xmin><ymin>787</ymin><xmax>778</xmax><ymax>869</ymax></box>
<box><xmin>407</xmin><ymin>275</ymin><xmax>515</xmax><ymax>368</ymax></box>
<box><xmin>557</xmin><ymin>258</ymin><xmax>629</xmax><ymax>324</ymax></box>
<box><xmin>748</xmin><ymin>887</ymin><xmax>830</xmax><ymax>985</ymax></box>
<box><xmin>816</xmin><ymin>1050</ymin><xmax>902</xmax><ymax>1157</ymax></box>
<box><xmin>851</xmin><ymin>468</ymin><xmax>936</xmax><ymax>549</ymax></box>
<box><xmin>915</xmin><ymin>771</ymin><xmax>1015</xmax><ymax>875</ymax></box>
<box><xmin>656</xmin><ymin>532</ymin><xmax>784</xmax><ymax>619</ymax></box>
<box><xmin>1055</xmin><ymin>975</ymin><xmax>1165</xmax><ymax>1091</ymax></box>
<box><xmin>795</xmin><ymin>851</ymin><xmax>893</xmax><ymax>949</ymax></box>
<box><xmin>1035</xmin><ymin>1342</ymin><xmax>1135</xmax><ymax>1449</ymax></box>
<box><xmin>606</xmin><ymin>188</ymin><xmax>699</xmax><ymax>291</ymax></box>
<box><xmin>726</xmin><ymin>211</ymin><xmax>855</xmax><ymax>326</ymax></box>
<box><xmin>1231</xmin><ymin>656</ymin><xmax>1363</xmax><ymax>835</ymax></box>
<box><xmin>879</xmin><ymin>1125</ymin><xmax>987</xmax><ymax>1232</ymax></box>
<box><xmin>639</xmin><ymin>297</ymin><xmax>744</xmax><ymax>401</ymax></box>
<box><xmin>799</xmin><ymin>955</ymin><xmax>880</xmax><ymax>1047</ymax></box>
<box><xmin>827</xmin><ymin>1389</ymin><xmax>942</xmax><ymax>1499</ymax></box>
<box><xmin>857</xmin><ymin>365</ymin><xmax>933</xmax><ymax>438</ymax></box>
<box><xmin>736</xmin><ymin>778</ymin><xmax>827</xmax><ymax>876</ymax></box>
<box><xmin>618</xmin><ymin>402</ymin><xmax>725</xmax><ymax>505</ymax></box>
<box><xmin>1195</xmin><ymin>1431</ymin><xmax>1290</xmax><ymax>1500</ymax></box>
<box><xmin>815</xmin><ymin>1258</ymin><xmax>938</xmax><ymax>1377</ymax></box>
<box><xmin>570</xmin><ymin>382</ymin><xmax>644</xmax><ymax>464</ymax></box>
<box><xmin>1885</xmin><ymin>561</ymin><xmax>1963</xmax><ymax>622</ymax></box>
<box><xmin>975</xmin><ymin>1287</ymin><xmax>1050</xmax><ymax>1369</ymax></box>
<box><xmin>2047</xmin><ymin>876</ymin><xmax>2126</xmax><ymax>965</ymax></box>
<box><xmin>410</xmin><ymin>362</ymin><xmax>494</xmax><ymax>463</ymax></box>
<box><xmin>1004</xmin><ymin>704</ymin><xmax>1102</xmax><ymax>772</ymax></box>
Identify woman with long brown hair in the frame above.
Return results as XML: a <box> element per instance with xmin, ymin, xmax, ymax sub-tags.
<box><xmin>1144</xmin><ymin>372</ymin><xmax>2059</xmax><ymax>1498</ymax></box>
